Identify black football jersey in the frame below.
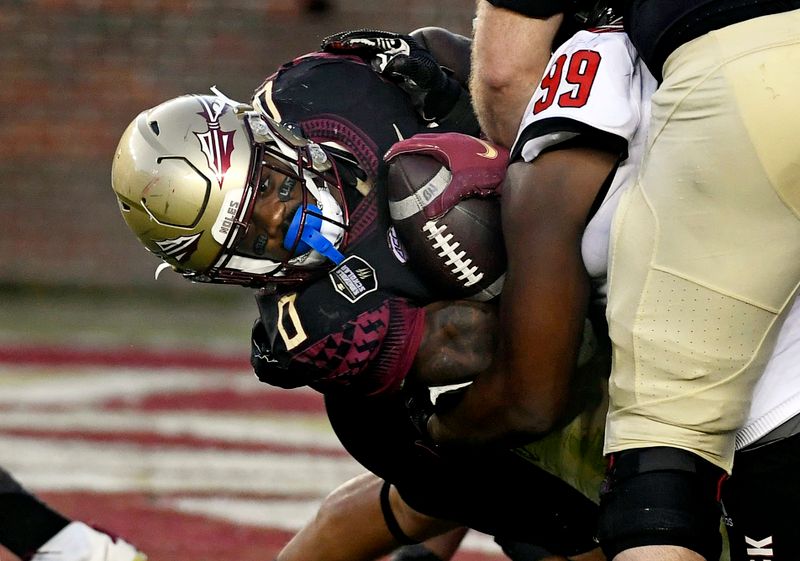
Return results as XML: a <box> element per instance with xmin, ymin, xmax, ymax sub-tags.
<box><xmin>254</xmin><ymin>53</ymin><xmax>427</xmax><ymax>178</ymax></box>
<box><xmin>485</xmin><ymin>0</ymin><xmax>626</xmax><ymax>49</ymax></box>
<box><xmin>485</xmin><ymin>0</ymin><xmax>577</xmax><ymax>17</ymax></box>
<box><xmin>486</xmin><ymin>0</ymin><xmax>625</xmax><ymax>18</ymax></box>
<box><xmin>250</xmin><ymin>54</ymin><xmax>464</xmax><ymax>395</ymax></box>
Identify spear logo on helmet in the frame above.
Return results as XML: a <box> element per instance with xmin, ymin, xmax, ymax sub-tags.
<box><xmin>194</xmin><ymin>96</ymin><xmax>236</xmax><ymax>188</ymax></box>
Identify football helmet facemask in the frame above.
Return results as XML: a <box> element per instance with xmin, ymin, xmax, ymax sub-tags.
<box><xmin>111</xmin><ymin>92</ymin><xmax>349</xmax><ymax>287</ymax></box>
<box><xmin>573</xmin><ymin>0</ymin><xmax>624</xmax><ymax>28</ymax></box>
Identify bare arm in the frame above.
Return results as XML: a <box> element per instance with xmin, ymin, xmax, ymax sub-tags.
<box><xmin>428</xmin><ymin>147</ymin><xmax>618</xmax><ymax>447</ymax></box>
<box><xmin>470</xmin><ymin>0</ymin><xmax>562</xmax><ymax>147</ymax></box>
<box><xmin>410</xmin><ymin>300</ymin><xmax>498</xmax><ymax>387</ymax></box>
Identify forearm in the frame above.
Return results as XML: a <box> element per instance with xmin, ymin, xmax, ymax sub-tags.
<box><xmin>410</xmin><ymin>27</ymin><xmax>480</xmax><ymax>134</ymax></box>
<box><xmin>411</xmin><ymin>300</ymin><xmax>498</xmax><ymax>387</ymax></box>
<box><xmin>426</xmin><ymin>150</ymin><xmax>616</xmax><ymax>447</ymax></box>
<box><xmin>411</xmin><ymin>27</ymin><xmax>472</xmax><ymax>87</ymax></box>
<box><xmin>427</xmin><ymin>249</ymin><xmax>590</xmax><ymax>447</ymax></box>
<box><xmin>470</xmin><ymin>1</ymin><xmax>562</xmax><ymax>147</ymax></box>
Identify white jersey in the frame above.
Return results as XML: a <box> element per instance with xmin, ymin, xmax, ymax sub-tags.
<box><xmin>511</xmin><ymin>29</ymin><xmax>800</xmax><ymax>448</ymax></box>
<box><xmin>737</xmin><ymin>291</ymin><xmax>800</xmax><ymax>448</ymax></box>
<box><xmin>512</xmin><ymin>28</ymin><xmax>656</xmax><ymax>305</ymax></box>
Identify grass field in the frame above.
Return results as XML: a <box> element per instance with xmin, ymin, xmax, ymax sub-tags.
<box><xmin>0</xmin><ymin>286</ymin><xmax>505</xmax><ymax>561</ymax></box>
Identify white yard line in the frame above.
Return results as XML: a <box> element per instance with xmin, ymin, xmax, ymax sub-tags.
<box><xmin>0</xmin><ymin>367</ymin><xmax>283</xmax><ymax>405</ymax></box>
<box><xmin>0</xmin><ymin>435</ymin><xmax>363</xmax><ymax>495</ymax></box>
<box><xmin>0</xmin><ymin>364</ymin><xmax>505</xmax><ymax>557</ymax></box>
<box><xmin>0</xmin><ymin>409</ymin><xmax>341</xmax><ymax>449</ymax></box>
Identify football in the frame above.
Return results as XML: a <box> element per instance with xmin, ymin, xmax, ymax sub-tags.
<box><xmin>386</xmin><ymin>153</ymin><xmax>506</xmax><ymax>301</ymax></box>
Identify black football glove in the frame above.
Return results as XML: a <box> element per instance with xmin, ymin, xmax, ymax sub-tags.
<box><xmin>403</xmin><ymin>377</ymin><xmax>436</xmax><ymax>447</ymax></box>
<box><xmin>402</xmin><ymin>378</ymin><xmax>470</xmax><ymax>456</ymax></box>
<box><xmin>320</xmin><ymin>29</ymin><xmax>462</xmax><ymax>121</ymax></box>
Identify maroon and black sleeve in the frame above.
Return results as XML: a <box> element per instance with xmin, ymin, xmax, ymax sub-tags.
<box><xmin>250</xmin><ymin>260</ymin><xmax>427</xmax><ymax>397</ymax></box>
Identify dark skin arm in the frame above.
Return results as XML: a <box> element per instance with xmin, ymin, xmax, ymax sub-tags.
<box><xmin>410</xmin><ymin>299</ymin><xmax>498</xmax><ymax>387</ymax></box>
<box><xmin>427</xmin><ymin>146</ymin><xmax>618</xmax><ymax>447</ymax></box>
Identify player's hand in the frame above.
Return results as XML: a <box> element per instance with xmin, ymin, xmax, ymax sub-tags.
<box><xmin>321</xmin><ymin>29</ymin><xmax>444</xmax><ymax>90</ymax></box>
<box><xmin>321</xmin><ymin>29</ymin><xmax>460</xmax><ymax>121</ymax></box>
<box><xmin>403</xmin><ymin>379</ymin><xmax>434</xmax><ymax>437</ymax></box>
<box><xmin>250</xmin><ymin>317</ymin><xmax>314</xmax><ymax>389</ymax></box>
<box><xmin>433</xmin><ymin>385</ymin><xmax>469</xmax><ymax>413</ymax></box>
<box><xmin>402</xmin><ymin>378</ymin><xmax>439</xmax><ymax>456</ymax></box>
<box><xmin>385</xmin><ymin>132</ymin><xmax>509</xmax><ymax>220</ymax></box>
<box><xmin>403</xmin><ymin>379</ymin><xmax>470</xmax><ymax>456</ymax></box>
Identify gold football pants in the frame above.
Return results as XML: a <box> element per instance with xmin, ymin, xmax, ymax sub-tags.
<box><xmin>605</xmin><ymin>9</ymin><xmax>800</xmax><ymax>472</ymax></box>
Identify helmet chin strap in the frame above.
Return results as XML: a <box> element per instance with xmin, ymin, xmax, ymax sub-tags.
<box><xmin>285</xmin><ymin>204</ymin><xmax>345</xmax><ymax>265</ymax></box>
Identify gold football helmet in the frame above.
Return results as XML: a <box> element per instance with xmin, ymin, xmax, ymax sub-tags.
<box><xmin>111</xmin><ymin>92</ymin><xmax>349</xmax><ymax>286</ymax></box>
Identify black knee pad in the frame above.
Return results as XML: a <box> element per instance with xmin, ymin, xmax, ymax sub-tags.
<box><xmin>598</xmin><ymin>447</ymin><xmax>725</xmax><ymax>561</ymax></box>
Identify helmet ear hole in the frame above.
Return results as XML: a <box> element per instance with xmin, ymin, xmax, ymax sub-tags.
<box><xmin>149</xmin><ymin>121</ymin><xmax>160</xmax><ymax>135</ymax></box>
